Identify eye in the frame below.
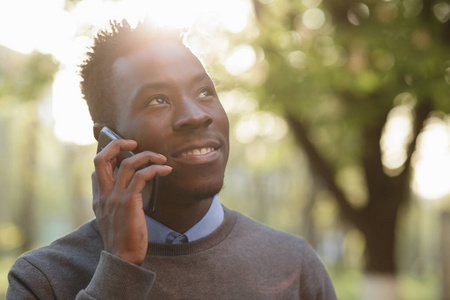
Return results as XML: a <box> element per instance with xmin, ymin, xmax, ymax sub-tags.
<box><xmin>197</xmin><ymin>88</ymin><xmax>213</xmax><ymax>99</ymax></box>
<box><xmin>147</xmin><ymin>96</ymin><xmax>168</xmax><ymax>106</ymax></box>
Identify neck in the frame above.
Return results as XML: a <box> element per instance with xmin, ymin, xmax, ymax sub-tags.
<box><xmin>148</xmin><ymin>196</ymin><xmax>214</xmax><ymax>234</ymax></box>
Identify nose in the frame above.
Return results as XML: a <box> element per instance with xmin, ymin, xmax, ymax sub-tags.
<box><xmin>172</xmin><ymin>100</ymin><xmax>213</xmax><ymax>131</ymax></box>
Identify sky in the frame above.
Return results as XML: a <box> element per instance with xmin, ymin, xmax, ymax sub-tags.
<box><xmin>0</xmin><ymin>0</ymin><xmax>449</xmax><ymax>200</ymax></box>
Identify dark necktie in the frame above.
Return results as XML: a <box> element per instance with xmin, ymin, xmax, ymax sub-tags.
<box><xmin>166</xmin><ymin>231</ymin><xmax>188</xmax><ymax>244</ymax></box>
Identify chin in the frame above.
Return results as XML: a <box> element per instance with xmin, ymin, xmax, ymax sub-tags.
<box><xmin>161</xmin><ymin>175</ymin><xmax>224</xmax><ymax>203</ymax></box>
<box><xmin>188</xmin><ymin>183</ymin><xmax>223</xmax><ymax>202</ymax></box>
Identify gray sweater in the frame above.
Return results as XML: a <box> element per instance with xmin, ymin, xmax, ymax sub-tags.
<box><xmin>7</xmin><ymin>207</ymin><xmax>337</xmax><ymax>299</ymax></box>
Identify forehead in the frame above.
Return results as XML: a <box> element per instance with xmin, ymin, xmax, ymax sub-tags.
<box><xmin>112</xmin><ymin>41</ymin><xmax>206</xmax><ymax>85</ymax></box>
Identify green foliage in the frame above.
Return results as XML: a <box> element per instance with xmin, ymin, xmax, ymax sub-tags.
<box><xmin>246</xmin><ymin>0</ymin><xmax>450</xmax><ymax>171</ymax></box>
<box><xmin>0</xmin><ymin>47</ymin><xmax>58</xmax><ymax>102</ymax></box>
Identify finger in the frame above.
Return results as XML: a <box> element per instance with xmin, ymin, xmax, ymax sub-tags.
<box><xmin>114</xmin><ymin>152</ymin><xmax>168</xmax><ymax>191</ymax></box>
<box><xmin>94</xmin><ymin>139</ymin><xmax>138</xmax><ymax>192</ymax></box>
<box><xmin>126</xmin><ymin>165</ymin><xmax>172</xmax><ymax>196</ymax></box>
<box><xmin>91</xmin><ymin>171</ymin><xmax>100</xmax><ymax>212</ymax></box>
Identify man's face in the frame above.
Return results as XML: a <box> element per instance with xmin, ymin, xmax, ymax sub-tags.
<box><xmin>111</xmin><ymin>40</ymin><xmax>229</xmax><ymax>204</ymax></box>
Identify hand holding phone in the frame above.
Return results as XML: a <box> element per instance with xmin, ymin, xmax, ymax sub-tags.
<box><xmin>92</xmin><ymin>126</ymin><xmax>172</xmax><ymax>265</ymax></box>
<box><xmin>96</xmin><ymin>126</ymin><xmax>159</xmax><ymax>212</ymax></box>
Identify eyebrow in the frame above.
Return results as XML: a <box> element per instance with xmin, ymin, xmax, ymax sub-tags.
<box><xmin>190</xmin><ymin>72</ymin><xmax>212</xmax><ymax>84</ymax></box>
<box><xmin>133</xmin><ymin>72</ymin><xmax>213</xmax><ymax>99</ymax></box>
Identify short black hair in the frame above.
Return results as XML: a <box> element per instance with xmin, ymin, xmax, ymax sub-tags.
<box><xmin>79</xmin><ymin>19</ymin><xmax>185</xmax><ymax>126</ymax></box>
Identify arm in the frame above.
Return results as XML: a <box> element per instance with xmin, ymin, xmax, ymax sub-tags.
<box><xmin>6</xmin><ymin>252</ymin><xmax>156</xmax><ymax>300</ymax></box>
<box><xmin>7</xmin><ymin>139</ymin><xmax>171</xmax><ymax>300</ymax></box>
<box><xmin>75</xmin><ymin>252</ymin><xmax>156</xmax><ymax>299</ymax></box>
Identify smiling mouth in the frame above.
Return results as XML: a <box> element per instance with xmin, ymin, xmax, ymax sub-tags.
<box><xmin>179</xmin><ymin>147</ymin><xmax>215</xmax><ymax>158</ymax></box>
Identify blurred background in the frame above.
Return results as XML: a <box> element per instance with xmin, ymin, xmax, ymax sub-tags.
<box><xmin>1</xmin><ymin>0</ymin><xmax>449</xmax><ymax>299</ymax></box>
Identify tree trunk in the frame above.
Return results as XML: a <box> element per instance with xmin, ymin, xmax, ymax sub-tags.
<box><xmin>361</xmin><ymin>206</ymin><xmax>398</xmax><ymax>274</ymax></box>
<box><xmin>303</xmin><ymin>176</ymin><xmax>320</xmax><ymax>247</ymax></box>
<box><xmin>64</xmin><ymin>144</ymin><xmax>92</xmax><ymax>228</ymax></box>
<box><xmin>18</xmin><ymin>103</ymin><xmax>39</xmax><ymax>253</ymax></box>
<box><xmin>360</xmin><ymin>112</ymin><xmax>403</xmax><ymax>275</ymax></box>
<box><xmin>0</xmin><ymin>108</ymin><xmax>12</xmax><ymax>221</ymax></box>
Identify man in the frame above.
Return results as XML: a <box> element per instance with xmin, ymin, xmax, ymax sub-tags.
<box><xmin>7</xmin><ymin>20</ymin><xmax>337</xmax><ymax>299</ymax></box>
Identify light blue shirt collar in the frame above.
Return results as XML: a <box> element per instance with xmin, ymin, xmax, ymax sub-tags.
<box><xmin>145</xmin><ymin>195</ymin><xmax>224</xmax><ymax>244</ymax></box>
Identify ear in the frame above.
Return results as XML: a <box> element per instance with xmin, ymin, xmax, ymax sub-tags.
<box><xmin>93</xmin><ymin>123</ymin><xmax>105</xmax><ymax>141</ymax></box>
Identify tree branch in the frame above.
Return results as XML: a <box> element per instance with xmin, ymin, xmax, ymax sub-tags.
<box><xmin>400</xmin><ymin>100</ymin><xmax>432</xmax><ymax>193</ymax></box>
<box><xmin>251</xmin><ymin>0</ymin><xmax>263</xmax><ymax>22</ymax></box>
<box><xmin>285</xmin><ymin>113</ymin><xmax>363</xmax><ymax>227</ymax></box>
<box><xmin>361</xmin><ymin>107</ymin><xmax>390</xmax><ymax>207</ymax></box>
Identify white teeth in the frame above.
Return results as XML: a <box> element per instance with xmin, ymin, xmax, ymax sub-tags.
<box><xmin>180</xmin><ymin>147</ymin><xmax>214</xmax><ymax>158</ymax></box>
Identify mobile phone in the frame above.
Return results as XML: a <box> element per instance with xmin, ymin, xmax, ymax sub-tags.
<box><xmin>96</xmin><ymin>126</ymin><xmax>135</xmax><ymax>161</ymax></box>
<box><xmin>97</xmin><ymin>126</ymin><xmax>159</xmax><ymax>213</ymax></box>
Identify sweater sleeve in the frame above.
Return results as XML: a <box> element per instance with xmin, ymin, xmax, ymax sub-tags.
<box><xmin>7</xmin><ymin>251</ymin><xmax>156</xmax><ymax>300</ymax></box>
<box><xmin>77</xmin><ymin>251</ymin><xmax>156</xmax><ymax>300</ymax></box>
<box><xmin>299</xmin><ymin>241</ymin><xmax>337</xmax><ymax>300</ymax></box>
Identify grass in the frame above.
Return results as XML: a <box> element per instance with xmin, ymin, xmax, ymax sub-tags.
<box><xmin>328</xmin><ymin>266</ymin><xmax>441</xmax><ymax>300</ymax></box>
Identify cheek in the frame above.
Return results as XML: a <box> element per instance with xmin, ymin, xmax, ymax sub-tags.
<box><xmin>138</xmin><ymin>131</ymin><xmax>170</xmax><ymax>154</ymax></box>
<box><xmin>215</xmin><ymin>106</ymin><xmax>230</xmax><ymax>136</ymax></box>
<box><xmin>125</xmin><ymin>120</ymin><xmax>171</xmax><ymax>154</ymax></box>
<box><xmin>213</xmin><ymin>111</ymin><xmax>230</xmax><ymax>162</ymax></box>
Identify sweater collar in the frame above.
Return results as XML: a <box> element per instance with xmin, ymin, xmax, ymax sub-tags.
<box><xmin>145</xmin><ymin>195</ymin><xmax>224</xmax><ymax>244</ymax></box>
<box><xmin>144</xmin><ymin>206</ymin><xmax>237</xmax><ymax>257</ymax></box>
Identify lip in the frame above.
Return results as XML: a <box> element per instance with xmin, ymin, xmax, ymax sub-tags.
<box><xmin>171</xmin><ymin>141</ymin><xmax>222</xmax><ymax>164</ymax></box>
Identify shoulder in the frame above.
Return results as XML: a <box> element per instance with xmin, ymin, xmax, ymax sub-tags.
<box><xmin>223</xmin><ymin>207</ymin><xmax>337</xmax><ymax>298</ymax></box>
<box><xmin>225</xmin><ymin>207</ymin><xmax>307</xmax><ymax>247</ymax></box>
<box><xmin>223</xmin><ymin>207</ymin><xmax>316</xmax><ymax>264</ymax></box>
<box><xmin>223</xmin><ymin>207</ymin><xmax>328</xmax><ymax>268</ymax></box>
<box><xmin>20</xmin><ymin>219</ymin><xmax>102</xmax><ymax>265</ymax></box>
<box><xmin>8</xmin><ymin>220</ymin><xmax>103</xmax><ymax>299</ymax></box>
